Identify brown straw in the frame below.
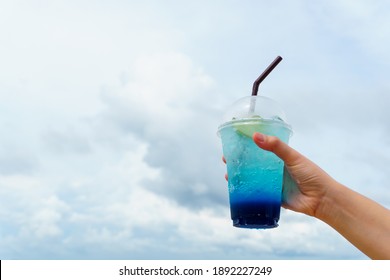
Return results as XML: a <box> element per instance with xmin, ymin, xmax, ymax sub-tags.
<box><xmin>252</xmin><ymin>56</ymin><xmax>283</xmax><ymax>96</ymax></box>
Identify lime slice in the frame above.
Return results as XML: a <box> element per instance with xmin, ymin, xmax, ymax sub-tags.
<box><xmin>233</xmin><ymin>116</ymin><xmax>264</xmax><ymax>138</ymax></box>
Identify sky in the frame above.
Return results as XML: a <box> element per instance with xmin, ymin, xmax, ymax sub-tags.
<box><xmin>0</xmin><ymin>0</ymin><xmax>389</xmax><ymax>260</ymax></box>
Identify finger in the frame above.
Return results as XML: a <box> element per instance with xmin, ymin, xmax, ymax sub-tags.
<box><xmin>252</xmin><ymin>132</ymin><xmax>301</xmax><ymax>165</ymax></box>
<box><xmin>222</xmin><ymin>156</ymin><xmax>226</xmax><ymax>164</ymax></box>
<box><xmin>225</xmin><ymin>173</ymin><xmax>228</xmax><ymax>181</ymax></box>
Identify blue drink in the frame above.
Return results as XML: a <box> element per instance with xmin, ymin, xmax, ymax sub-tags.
<box><xmin>218</xmin><ymin>117</ymin><xmax>292</xmax><ymax>229</ymax></box>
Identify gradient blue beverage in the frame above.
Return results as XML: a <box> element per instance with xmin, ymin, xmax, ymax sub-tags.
<box><xmin>218</xmin><ymin>96</ymin><xmax>292</xmax><ymax>229</ymax></box>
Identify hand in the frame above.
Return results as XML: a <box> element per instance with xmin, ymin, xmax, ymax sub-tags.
<box><xmin>223</xmin><ymin>133</ymin><xmax>336</xmax><ymax>217</ymax></box>
<box><xmin>253</xmin><ymin>132</ymin><xmax>339</xmax><ymax>217</ymax></box>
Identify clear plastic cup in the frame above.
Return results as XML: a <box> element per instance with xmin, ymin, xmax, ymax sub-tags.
<box><xmin>218</xmin><ymin>96</ymin><xmax>292</xmax><ymax>229</ymax></box>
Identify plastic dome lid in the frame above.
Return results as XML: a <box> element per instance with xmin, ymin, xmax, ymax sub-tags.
<box><xmin>221</xmin><ymin>95</ymin><xmax>289</xmax><ymax>124</ymax></box>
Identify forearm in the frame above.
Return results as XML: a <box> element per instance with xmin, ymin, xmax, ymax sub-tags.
<box><xmin>315</xmin><ymin>182</ymin><xmax>390</xmax><ymax>259</ymax></box>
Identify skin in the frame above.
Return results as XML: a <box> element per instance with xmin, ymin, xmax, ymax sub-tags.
<box><xmin>223</xmin><ymin>132</ymin><xmax>390</xmax><ymax>260</ymax></box>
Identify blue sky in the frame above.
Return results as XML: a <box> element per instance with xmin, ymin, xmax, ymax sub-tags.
<box><xmin>0</xmin><ymin>0</ymin><xmax>389</xmax><ymax>259</ymax></box>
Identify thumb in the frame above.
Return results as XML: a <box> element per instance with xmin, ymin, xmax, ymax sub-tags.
<box><xmin>252</xmin><ymin>132</ymin><xmax>300</xmax><ymax>165</ymax></box>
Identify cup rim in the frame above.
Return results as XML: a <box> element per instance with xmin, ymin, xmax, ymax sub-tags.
<box><xmin>217</xmin><ymin>117</ymin><xmax>293</xmax><ymax>137</ymax></box>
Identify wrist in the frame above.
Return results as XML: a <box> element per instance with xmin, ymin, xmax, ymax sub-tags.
<box><xmin>313</xmin><ymin>180</ymin><xmax>346</xmax><ymax>222</ymax></box>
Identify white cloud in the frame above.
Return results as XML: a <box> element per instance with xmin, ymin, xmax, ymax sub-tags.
<box><xmin>97</xmin><ymin>51</ymin><xmax>225</xmax><ymax>209</ymax></box>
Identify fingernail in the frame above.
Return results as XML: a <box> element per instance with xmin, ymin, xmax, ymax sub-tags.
<box><xmin>254</xmin><ymin>132</ymin><xmax>265</xmax><ymax>143</ymax></box>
